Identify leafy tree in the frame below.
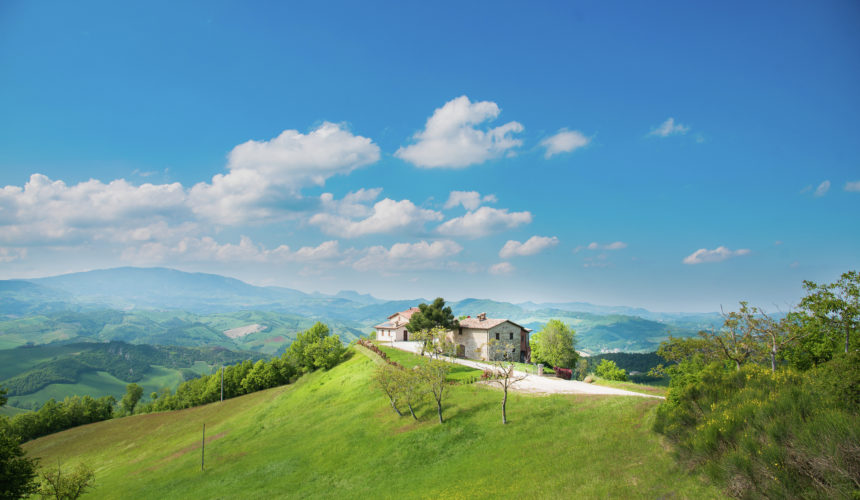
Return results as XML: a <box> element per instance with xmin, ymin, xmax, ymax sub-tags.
<box><xmin>406</xmin><ymin>298</ymin><xmax>459</xmax><ymax>334</ymax></box>
<box><xmin>394</xmin><ymin>368</ymin><xmax>423</xmax><ymax>420</ymax></box>
<box><xmin>530</xmin><ymin>319</ymin><xmax>578</xmax><ymax>369</ymax></box>
<box><xmin>373</xmin><ymin>364</ymin><xmax>403</xmax><ymax>417</ymax></box>
<box><xmin>487</xmin><ymin>340</ymin><xmax>527</xmax><ymax>424</ymax></box>
<box><xmin>574</xmin><ymin>357</ymin><xmax>589</xmax><ymax>381</ymax></box>
<box><xmin>411</xmin><ymin>326</ymin><xmax>455</xmax><ymax>359</ymax></box>
<box><xmin>37</xmin><ymin>462</ymin><xmax>95</xmax><ymax>500</ymax></box>
<box><xmin>594</xmin><ymin>359</ymin><xmax>628</xmax><ymax>381</ymax></box>
<box><xmin>120</xmin><ymin>383</ymin><xmax>143</xmax><ymax>415</ymax></box>
<box><xmin>417</xmin><ymin>359</ymin><xmax>450</xmax><ymax>424</ymax></box>
<box><xmin>305</xmin><ymin>335</ymin><xmax>346</xmax><ymax>370</ymax></box>
<box><xmin>799</xmin><ymin>270</ymin><xmax>859</xmax><ymax>355</ymax></box>
<box><xmin>286</xmin><ymin>322</ymin><xmax>344</xmax><ymax>371</ymax></box>
<box><xmin>0</xmin><ymin>391</ymin><xmax>38</xmax><ymax>499</ymax></box>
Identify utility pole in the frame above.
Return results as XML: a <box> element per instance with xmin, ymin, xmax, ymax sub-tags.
<box><xmin>220</xmin><ymin>366</ymin><xmax>224</xmax><ymax>402</ymax></box>
<box><xmin>201</xmin><ymin>423</ymin><xmax>205</xmax><ymax>471</ymax></box>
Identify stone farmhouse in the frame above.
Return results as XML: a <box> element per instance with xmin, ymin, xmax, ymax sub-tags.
<box><xmin>375</xmin><ymin>308</ymin><xmax>531</xmax><ymax>363</ymax></box>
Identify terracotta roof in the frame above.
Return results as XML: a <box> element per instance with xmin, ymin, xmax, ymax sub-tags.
<box><xmin>374</xmin><ymin>321</ymin><xmax>397</xmax><ymax>329</ymax></box>
<box><xmin>458</xmin><ymin>317</ymin><xmax>526</xmax><ymax>330</ymax></box>
<box><xmin>388</xmin><ymin>307</ymin><xmax>420</xmax><ymax>320</ymax></box>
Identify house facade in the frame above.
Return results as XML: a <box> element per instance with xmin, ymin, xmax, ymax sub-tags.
<box><xmin>447</xmin><ymin>313</ymin><xmax>531</xmax><ymax>362</ymax></box>
<box><xmin>374</xmin><ymin>307</ymin><xmax>420</xmax><ymax>341</ymax></box>
<box><xmin>376</xmin><ymin>307</ymin><xmax>531</xmax><ymax>363</ymax></box>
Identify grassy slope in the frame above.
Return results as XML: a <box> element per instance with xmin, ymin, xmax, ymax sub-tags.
<box><xmin>377</xmin><ymin>345</ymin><xmax>483</xmax><ymax>382</ymax></box>
<box><xmin>24</xmin><ymin>349</ymin><xmax>721</xmax><ymax>499</ymax></box>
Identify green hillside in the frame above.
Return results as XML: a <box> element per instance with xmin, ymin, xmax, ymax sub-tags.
<box><xmin>23</xmin><ymin>348</ymin><xmax>721</xmax><ymax>499</ymax></box>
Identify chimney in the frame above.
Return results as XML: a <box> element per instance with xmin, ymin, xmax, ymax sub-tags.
<box><xmin>478</xmin><ymin>312</ymin><xmax>487</xmax><ymax>321</ymax></box>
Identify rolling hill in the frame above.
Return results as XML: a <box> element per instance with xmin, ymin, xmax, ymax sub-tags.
<box><xmin>22</xmin><ymin>348</ymin><xmax>721</xmax><ymax>498</ymax></box>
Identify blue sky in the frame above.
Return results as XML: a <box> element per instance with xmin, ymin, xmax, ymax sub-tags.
<box><xmin>0</xmin><ymin>1</ymin><xmax>858</xmax><ymax>311</ymax></box>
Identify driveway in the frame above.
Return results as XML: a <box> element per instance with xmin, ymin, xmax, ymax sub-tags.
<box><xmin>384</xmin><ymin>341</ymin><xmax>664</xmax><ymax>399</ymax></box>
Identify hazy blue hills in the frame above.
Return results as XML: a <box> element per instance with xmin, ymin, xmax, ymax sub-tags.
<box><xmin>1</xmin><ymin>266</ymin><xmax>722</xmax><ymax>353</ymax></box>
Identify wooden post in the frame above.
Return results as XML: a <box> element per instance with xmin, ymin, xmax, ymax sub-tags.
<box><xmin>221</xmin><ymin>366</ymin><xmax>224</xmax><ymax>402</ymax></box>
<box><xmin>201</xmin><ymin>423</ymin><xmax>205</xmax><ymax>471</ymax></box>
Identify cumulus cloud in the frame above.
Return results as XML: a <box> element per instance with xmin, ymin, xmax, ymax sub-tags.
<box><xmin>489</xmin><ymin>262</ymin><xmax>514</xmax><ymax>275</ymax></box>
<box><xmin>189</xmin><ymin>122</ymin><xmax>379</xmax><ymax>223</ymax></box>
<box><xmin>540</xmin><ymin>129</ymin><xmax>590</xmax><ymax>158</ymax></box>
<box><xmin>395</xmin><ymin>96</ymin><xmax>523</xmax><ymax>168</ymax></box>
<box><xmin>814</xmin><ymin>180</ymin><xmax>831</xmax><ymax>197</ymax></box>
<box><xmin>649</xmin><ymin>118</ymin><xmax>690</xmax><ymax>137</ymax></box>
<box><xmin>437</xmin><ymin>206</ymin><xmax>532</xmax><ymax>238</ymax></box>
<box><xmin>353</xmin><ymin>240</ymin><xmax>462</xmax><ymax>271</ymax></box>
<box><xmin>574</xmin><ymin>241</ymin><xmax>627</xmax><ymax>253</ymax></box>
<box><xmin>499</xmin><ymin>235</ymin><xmax>559</xmax><ymax>258</ymax></box>
<box><xmin>845</xmin><ymin>181</ymin><xmax>860</xmax><ymax>192</ymax></box>
<box><xmin>682</xmin><ymin>246</ymin><xmax>750</xmax><ymax>265</ymax></box>
<box><xmin>443</xmin><ymin>190</ymin><xmax>497</xmax><ymax>211</ymax></box>
<box><xmin>0</xmin><ymin>174</ymin><xmax>188</xmax><ymax>245</ymax></box>
<box><xmin>310</xmin><ymin>197</ymin><xmax>442</xmax><ymax>238</ymax></box>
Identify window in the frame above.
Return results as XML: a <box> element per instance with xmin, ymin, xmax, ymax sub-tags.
<box><xmin>495</xmin><ymin>332</ymin><xmax>500</xmax><ymax>340</ymax></box>
<box><xmin>509</xmin><ymin>333</ymin><xmax>513</xmax><ymax>340</ymax></box>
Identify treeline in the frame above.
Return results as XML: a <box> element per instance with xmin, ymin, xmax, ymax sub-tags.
<box><xmin>1</xmin><ymin>341</ymin><xmax>258</xmax><ymax>397</ymax></box>
<box><xmin>653</xmin><ymin>271</ymin><xmax>859</xmax><ymax>498</ymax></box>
<box><xmin>1</xmin><ymin>323</ymin><xmax>346</xmax><ymax>443</ymax></box>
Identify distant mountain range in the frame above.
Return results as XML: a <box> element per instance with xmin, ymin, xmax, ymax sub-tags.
<box><xmin>0</xmin><ymin>267</ymin><xmax>723</xmax><ymax>353</ymax></box>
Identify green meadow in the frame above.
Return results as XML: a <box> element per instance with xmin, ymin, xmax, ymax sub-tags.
<box><xmin>23</xmin><ymin>347</ymin><xmax>721</xmax><ymax>498</ymax></box>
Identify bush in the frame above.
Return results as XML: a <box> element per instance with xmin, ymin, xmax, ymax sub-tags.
<box><xmin>583</xmin><ymin>375</ymin><xmax>595</xmax><ymax>384</ymax></box>
<box><xmin>595</xmin><ymin>359</ymin><xmax>628</xmax><ymax>381</ymax></box>
<box><xmin>654</xmin><ymin>356</ymin><xmax>860</xmax><ymax>499</ymax></box>
<box><xmin>553</xmin><ymin>366</ymin><xmax>572</xmax><ymax>380</ymax></box>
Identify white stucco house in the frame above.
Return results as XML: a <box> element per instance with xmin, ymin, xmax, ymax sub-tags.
<box><xmin>376</xmin><ymin>308</ymin><xmax>531</xmax><ymax>363</ymax></box>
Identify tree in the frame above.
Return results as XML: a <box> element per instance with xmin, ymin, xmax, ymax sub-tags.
<box><xmin>304</xmin><ymin>335</ymin><xmax>346</xmax><ymax>370</ymax></box>
<box><xmin>417</xmin><ymin>360</ymin><xmax>450</xmax><ymax>424</ymax></box>
<box><xmin>411</xmin><ymin>326</ymin><xmax>455</xmax><ymax>360</ymax></box>
<box><xmin>286</xmin><ymin>323</ymin><xmax>345</xmax><ymax>371</ymax></box>
<box><xmin>530</xmin><ymin>319</ymin><xmax>578</xmax><ymax>369</ymax></box>
<box><xmin>373</xmin><ymin>364</ymin><xmax>403</xmax><ymax>417</ymax></box>
<box><xmin>700</xmin><ymin>302</ymin><xmax>765</xmax><ymax>370</ymax></box>
<box><xmin>120</xmin><ymin>383</ymin><xmax>143</xmax><ymax>415</ymax></box>
<box><xmin>394</xmin><ymin>368</ymin><xmax>423</xmax><ymax>420</ymax></box>
<box><xmin>799</xmin><ymin>270</ymin><xmax>859</xmax><ymax>355</ymax></box>
<box><xmin>574</xmin><ymin>358</ymin><xmax>589</xmax><ymax>381</ymax></box>
<box><xmin>487</xmin><ymin>340</ymin><xmax>527</xmax><ymax>424</ymax></box>
<box><xmin>0</xmin><ymin>391</ymin><xmax>38</xmax><ymax>499</ymax></box>
<box><xmin>406</xmin><ymin>298</ymin><xmax>459</xmax><ymax>335</ymax></box>
<box><xmin>37</xmin><ymin>462</ymin><xmax>95</xmax><ymax>500</ymax></box>
<box><xmin>595</xmin><ymin>359</ymin><xmax>628</xmax><ymax>381</ymax></box>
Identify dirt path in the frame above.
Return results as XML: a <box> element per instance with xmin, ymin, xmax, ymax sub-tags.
<box><xmin>385</xmin><ymin>341</ymin><xmax>664</xmax><ymax>399</ymax></box>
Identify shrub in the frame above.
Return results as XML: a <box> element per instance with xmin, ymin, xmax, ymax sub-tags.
<box><xmin>554</xmin><ymin>366</ymin><xmax>572</xmax><ymax>380</ymax></box>
<box><xmin>595</xmin><ymin>359</ymin><xmax>628</xmax><ymax>381</ymax></box>
<box><xmin>583</xmin><ymin>375</ymin><xmax>595</xmax><ymax>384</ymax></box>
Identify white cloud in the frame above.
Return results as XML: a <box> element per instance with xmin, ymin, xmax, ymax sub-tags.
<box><xmin>574</xmin><ymin>241</ymin><xmax>628</xmax><ymax>253</ymax></box>
<box><xmin>189</xmin><ymin>122</ymin><xmax>379</xmax><ymax>223</ymax></box>
<box><xmin>499</xmin><ymin>235</ymin><xmax>559</xmax><ymax>258</ymax></box>
<box><xmin>0</xmin><ymin>174</ymin><xmax>188</xmax><ymax>245</ymax></box>
<box><xmin>813</xmin><ymin>180</ymin><xmax>830</xmax><ymax>197</ymax></box>
<box><xmin>443</xmin><ymin>191</ymin><xmax>497</xmax><ymax>211</ymax></box>
<box><xmin>845</xmin><ymin>181</ymin><xmax>860</xmax><ymax>192</ymax></box>
<box><xmin>437</xmin><ymin>206</ymin><xmax>532</xmax><ymax>238</ymax></box>
<box><xmin>353</xmin><ymin>240</ymin><xmax>463</xmax><ymax>271</ymax></box>
<box><xmin>682</xmin><ymin>246</ymin><xmax>751</xmax><ymax>265</ymax></box>
<box><xmin>121</xmin><ymin>236</ymin><xmax>341</xmax><ymax>265</ymax></box>
<box><xmin>310</xmin><ymin>197</ymin><xmax>442</xmax><ymax>238</ymax></box>
<box><xmin>395</xmin><ymin>96</ymin><xmax>524</xmax><ymax>168</ymax></box>
<box><xmin>0</xmin><ymin>247</ymin><xmax>27</xmax><ymax>263</ymax></box>
<box><xmin>489</xmin><ymin>262</ymin><xmax>514</xmax><ymax>275</ymax></box>
<box><xmin>540</xmin><ymin>129</ymin><xmax>590</xmax><ymax>158</ymax></box>
<box><xmin>649</xmin><ymin>118</ymin><xmax>690</xmax><ymax>137</ymax></box>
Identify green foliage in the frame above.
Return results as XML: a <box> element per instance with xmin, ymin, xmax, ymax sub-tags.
<box><xmin>8</xmin><ymin>395</ymin><xmax>115</xmax><ymax>442</ymax></box>
<box><xmin>594</xmin><ymin>359</ymin><xmax>628</xmax><ymax>381</ymax></box>
<box><xmin>37</xmin><ymin>462</ymin><xmax>95</xmax><ymax>500</ymax></box>
<box><xmin>405</xmin><ymin>298</ymin><xmax>458</xmax><ymax>333</ymax></box>
<box><xmin>574</xmin><ymin>358</ymin><xmax>588</xmax><ymax>381</ymax></box>
<box><xmin>286</xmin><ymin>322</ymin><xmax>344</xmax><ymax>372</ymax></box>
<box><xmin>417</xmin><ymin>359</ymin><xmax>451</xmax><ymax>424</ymax></box>
<box><xmin>530</xmin><ymin>319</ymin><xmax>578</xmax><ymax>369</ymax></box>
<box><xmin>0</xmin><ymin>401</ymin><xmax>38</xmax><ymax>499</ymax></box>
<box><xmin>654</xmin><ymin>356</ymin><xmax>859</xmax><ymax>498</ymax></box>
<box><xmin>119</xmin><ymin>384</ymin><xmax>143</xmax><ymax>415</ymax></box>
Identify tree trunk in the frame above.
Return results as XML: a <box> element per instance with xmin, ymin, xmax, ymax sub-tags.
<box><xmin>771</xmin><ymin>345</ymin><xmax>776</xmax><ymax>373</ymax></box>
<box><xmin>846</xmin><ymin>324</ymin><xmax>850</xmax><ymax>354</ymax></box>
<box><xmin>735</xmin><ymin>359</ymin><xmax>741</xmax><ymax>371</ymax></box>
<box><xmin>502</xmin><ymin>387</ymin><xmax>508</xmax><ymax>425</ymax></box>
<box><xmin>436</xmin><ymin>400</ymin><xmax>443</xmax><ymax>424</ymax></box>
<box><xmin>390</xmin><ymin>399</ymin><xmax>402</xmax><ymax>417</ymax></box>
<box><xmin>407</xmin><ymin>402</ymin><xmax>417</xmax><ymax>420</ymax></box>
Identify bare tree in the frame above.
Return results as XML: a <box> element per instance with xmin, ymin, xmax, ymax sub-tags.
<box><xmin>702</xmin><ymin>302</ymin><xmax>765</xmax><ymax>370</ymax></box>
<box><xmin>487</xmin><ymin>340</ymin><xmax>528</xmax><ymax>424</ymax></box>
<box><xmin>417</xmin><ymin>359</ymin><xmax>450</xmax><ymax>424</ymax></box>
